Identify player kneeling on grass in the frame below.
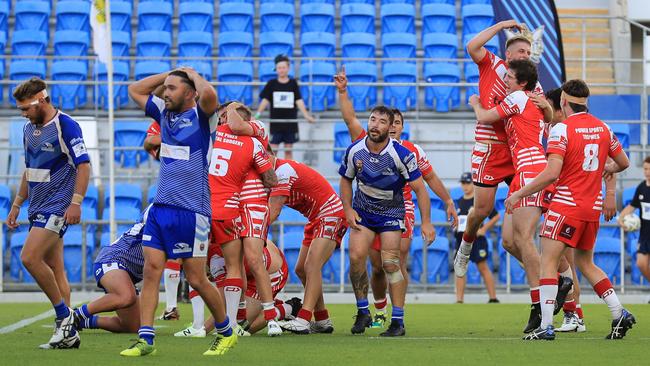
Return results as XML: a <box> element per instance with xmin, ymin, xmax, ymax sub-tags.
<box><xmin>174</xmin><ymin>240</ymin><xmax>300</xmax><ymax>337</ymax></box>
<box><xmin>74</xmin><ymin>206</ymin><xmax>151</xmax><ymax>333</ymax></box>
<box><xmin>505</xmin><ymin>79</ymin><xmax>636</xmax><ymax>340</ymax></box>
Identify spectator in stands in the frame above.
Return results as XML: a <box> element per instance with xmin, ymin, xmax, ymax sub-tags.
<box><xmin>454</xmin><ymin>172</ymin><xmax>499</xmax><ymax>304</ymax></box>
<box><xmin>618</xmin><ymin>156</ymin><xmax>650</xmax><ymax>296</ymax></box>
<box><xmin>255</xmin><ymin>55</ymin><xmax>316</xmax><ymax>160</ymax></box>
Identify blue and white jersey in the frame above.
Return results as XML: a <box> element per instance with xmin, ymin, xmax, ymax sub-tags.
<box><xmin>338</xmin><ymin>137</ymin><xmax>422</xmax><ymax>219</ymax></box>
<box><xmin>23</xmin><ymin>111</ymin><xmax>90</xmax><ymax>218</ymax></box>
<box><xmin>145</xmin><ymin>95</ymin><xmax>216</xmax><ymax>217</ymax></box>
<box><xmin>94</xmin><ymin>205</ymin><xmax>151</xmax><ymax>282</ymax></box>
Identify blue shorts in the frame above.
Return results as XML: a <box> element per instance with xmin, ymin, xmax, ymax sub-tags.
<box><xmin>29</xmin><ymin>212</ymin><xmax>68</xmax><ymax>238</ymax></box>
<box><xmin>455</xmin><ymin>234</ymin><xmax>489</xmax><ymax>263</ymax></box>
<box><xmin>270</xmin><ymin>130</ymin><xmax>299</xmax><ymax>145</ymax></box>
<box><xmin>93</xmin><ymin>262</ymin><xmax>140</xmax><ymax>292</ymax></box>
<box><xmin>357</xmin><ymin>209</ymin><xmax>405</xmax><ymax>233</ymax></box>
<box><xmin>142</xmin><ymin>204</ymin><xmax>210</xmax><ymax>259</ymax></box>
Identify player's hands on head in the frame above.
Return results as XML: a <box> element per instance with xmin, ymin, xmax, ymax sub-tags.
<box><xmin>421</xmin><ymin>222</ymin><xmax>436</xmax><ymax>246</ymax></box>
<box><xmin>64</xmin><ymin>204</ymin><xmax>81</xmax><ymax>225</ymax></box>
<box><xmin>333</xmin><ymin>65</ymin><xmax>348</xmax><ymax>92</ymax></box>
<box><xmin>500</xmin><ymin>20</ymin><xmax>523</xmax><ymax>31</ymax></box>
<box><xmin>6</xmin><ymin>206</ymin><xmax>19</xmax><ymax>229</ymax></box>
<box><xmin>468</xmin><ymin>94</ymin><xmax>480</xmax><ymax>107</ymax></box>
<box><xmin>345</xmin><ymin>207</ymin><xmax>361</xmax><ymax>231</ymax></box>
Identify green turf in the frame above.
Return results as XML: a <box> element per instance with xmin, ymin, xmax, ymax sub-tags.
<box><xmin>0</xmin><ymin>303</ymin><xmax>646</xmax><ymax>365</ymax></box>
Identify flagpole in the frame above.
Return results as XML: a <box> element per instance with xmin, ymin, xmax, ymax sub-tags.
<box><xmin>104</xmin><ymin>0</ymin><xmax>116</xmax><ymax>241</ymax></box>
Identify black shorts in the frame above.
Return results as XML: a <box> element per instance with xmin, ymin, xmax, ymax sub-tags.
<box><xmin>638</xmin><ymin>240</ymin><xmax>650</xmax><ymax>255</ymax></box>
<box><xmin>455</xmin><ymin>235</ymin><xmax>489</xmax><ymax>263</ymax></box>
<box><xmin>270</xmin><ymin>130</ymin><xmax>299</xmax><ymax>145</ymax></box>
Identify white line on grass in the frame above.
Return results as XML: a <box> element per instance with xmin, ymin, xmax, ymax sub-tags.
<box><xmin>0</xmin><ymin>309</ymin><xmax>56</xmax><ymax>334</ymax></box>
<box><xmin>368</xmin><ymin>336</ymin><xmax>650</xmax><ymax>341</ymax></box>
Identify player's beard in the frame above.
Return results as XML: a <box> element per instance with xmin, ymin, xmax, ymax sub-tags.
<box><xmin>164</xmin><ymin>97</ymin><xmax>183</xmax><ymax>113</ymax></box>
<box><xmin>29</xmin><ymin>105</ymin><xmax>46</xmax><ymax>126</ymax></box>
<box><xmin>368</xmin><ymin>129</ymin><xmax>389</xmax><ymax>143</ymax></box>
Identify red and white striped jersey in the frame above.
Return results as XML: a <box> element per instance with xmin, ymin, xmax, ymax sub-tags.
<box><xmin>496</xmin><ymin>90</ymin><xmax>546</xmax><ymax>173</ymax></box>
<box><xmin>239</xmin><ymin>120</ymin><xmax>271</xmax><ymax>205</ymax></box>
<box><xmin>270</xmin><ymin>159</ymin><xmax>344</xmax><ymax>221</ymax></box>
<box><xmin>546</xmin><ymin>112</ymin><xmax>624</xmax><ymax>221</ymax></box>
<box><xmin>209</xmin><ymin>124</ymin><xmax>272</xmax><ymax>219</ymax></box>
<box><xmin>474</xmin><ymin>51</ymin><xmax>544</xmax><ymax>142</ymax></box>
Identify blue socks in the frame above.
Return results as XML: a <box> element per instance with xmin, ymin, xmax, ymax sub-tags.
<box><xmin>139</xmin><ymin>326</ymin><xmax>155</xmax><ymax>345</ymax></box>
<box><xmin>357</xmin><ymin>299</ymin><xmax>370</xmax><ymax>315</ymax></box>
<box><xmin>392</xmin><ymin>306</ymin><xmax>404</xmax><ymax>326</ymax></box>
<box><xmin>214</xmin><ymin>317</ymin><xmax>233</xmax><ymax>337</ymax></box>
<box><xmin>53</xmin><ymin>300</ymin><xmax>70</xmax><ymax>319</ymax></box>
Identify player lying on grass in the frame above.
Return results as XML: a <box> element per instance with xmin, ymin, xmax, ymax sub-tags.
<box><xmin>74</xmin><ymin>206</ymin><xmax>151</xmax><ymax>333</ymax></box>
<box><xmin>174</xmin><ymin>240</ymin><xmax>301</xmax><ymax>337</ymax></box>
<box><xmin>505</xmin><ymin>79</ymin><xmax>635</xmax><ymax>340</ymax></box>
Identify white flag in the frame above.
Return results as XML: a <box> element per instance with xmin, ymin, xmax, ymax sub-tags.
<box><xmin>90</xmin><ymin>0</ymin><xmax>110</xmax><ymax>64</ymax></box>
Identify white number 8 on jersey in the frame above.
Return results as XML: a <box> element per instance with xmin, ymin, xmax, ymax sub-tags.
<box><xmin>582</xmin><ymin>143</ymin><xmax>599</xmax><ymax>172</ymax></box>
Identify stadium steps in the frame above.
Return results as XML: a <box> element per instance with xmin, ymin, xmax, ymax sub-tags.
<box><xmin>559</xmin><ymin>8</ymin><xmax>615</xmax><ymax>94</ymax></box>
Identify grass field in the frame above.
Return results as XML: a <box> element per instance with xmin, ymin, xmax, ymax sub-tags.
<box><xmin>0</xmin><ymin>302</ymin><xmax>647</xmax><ymax>365</ymax></box>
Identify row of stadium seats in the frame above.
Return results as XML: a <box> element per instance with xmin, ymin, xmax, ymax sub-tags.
<box><xmin>0</xmin><ymin>0</ymin><xmax>496</xmax><ymax>111</ymax></box>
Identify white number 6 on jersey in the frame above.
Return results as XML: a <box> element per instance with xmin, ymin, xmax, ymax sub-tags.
<box><xmin>209</xmin><ymin>148</ymin><xmax>233</xmax><ymax>177</ymax></box>
<box><xmin>582</xmin><ymin>143</ymin><xmax>599</xmax><ymax>172</ymax></box>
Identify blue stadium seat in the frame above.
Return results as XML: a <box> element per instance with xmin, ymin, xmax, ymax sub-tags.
<box><xmin>423</xmin><ymin>32</ymin><xmax>458</xmax><ymax>62</ymax></box>
<box><xmin>341</xmin><ymin>0</ymin><xmax>374</xmax><ymax>3</ymax></box>
<box><xmin>101</xmin><ymin>206</ymin><xmax>140</xmax><ymax>240</ymax></box>
<box><xmin>10</xmin><ymin>61</ymin><xmax>46</xmax><ymax>103</ymax></box>
<box><xmin>278</xmin><ymin>208</ymin><xmax>307</xmax><ymax>233</ymax></box>
<box><xmin>609</xmin><ymin>123</ymin><xmax>630</xmax><ymax>150</ymax></box>
<box><xmin>135</xmin><ymin>60</ymin><xmax>171</xmax><ymax>81</ymax></box>
<box><xmin>300</xmin><ymin>61</ymin><xmax>336</xmax><ymax>112</ymax></box>
<box><xmin>422</xmin><ymin>4</ymin><xmax>456</xmax><ymax>35</ymax></box>
<box><xmin>0</xmin><ymin>31</ymin><xmax>4</xmax><ymax>100</ymax></box>
<box><xmin>343</xmin><ymin>62</ymin><xmax>378</xmax><ymax>112</ymax></box>
<box><xmin>382</xmin><ymin>62</ymin><xmax>417</xmax><ymax>111</ymax></box>
<box><xmin>110</xmin><ymin>1</ymin><xmax>133</xmax><ymax>34</ymax></box>
<box><xmin>137</xmin><ymin>1</ymin><xmax>172</xmax><ymax>32</ymax></box>
<box><xmin>599</xmin><ymin>212</ymin><xmax>620</xmax><ymax>238</ymax></box>
<box><xmin>462</xmin><ymin>4</ymin><xmax>495</xmax><ymax>36</ymax></box>
<box><xmin>333</xmin><ymin>122</ymin><xmax>352</xmax><ymax>163</ymax></box>
<box><xmin>381</xmin><ymin>0</ymin><xmax>415</xmax><ymax>3</ymax></box>
<box><xmin>63</xmin><ymin>230</ymin><xmax>94</xmax><ymax>283</ymax></box>
<box><xmin>588</xmin><ymin>95</ymin><xmax>640</xmax><ymax>145</ymax></box>
<box><xmin>464</xmin><ymin>62</ymin><xmax>479</xmax><ymax>104</ymax></box>
<box><xmin>463</xmin><ymin>33</ymin><xmax>499</xmax><ymax>57</ymax></box>
<box><xmin>411</xmin><ymin>236</ymin><xmax>449</xmax><ymax>284</ymax></box>
<box><xmin>594</xmin><ymin>237</ymin><xmax>622</xmax><ymax>285</ymax></box>
<box><xmin>341</xmin><ymin>32</ymin><xmax>376</xmax><ymax>60</ymax></box>
<box><xmin>219</xmin><ymin>2</ymin><xmax>254</xmax><ymax>33</ymax></box>
<box><xmin>260</xmin><ymin>0</ymin><xmax>294</xmax><ymax>3</ymax></box>
<box><xmin>51</xmin><ymin>61</ymin><xmax>88</xmax><ymax>110</ymax></box>
<box><xmin>498</xmin><ymin>243</ymin><xmax>526</xmax><ymax>285</ymax></box>
<box><xmin>95</xmin><ymin>61</ymin><xmax>130</xmax><ymax>109</ymax></box>
<box><xmin>0</xmin><ymin>2</ymin><xmax>8</xmax><ymax>31</ymax></box>
<box><xmin>105</xmin><ymin>183</ymin><xmax>143</xmax><ymax>209</ymax></box>
<box><xmin>114</xmin><ymin>121</ymin><xmax>150</xmax><ymax>168</ymax></box>
<box><xmin>450</xmin><ymin>186</ymin><xmax>463</xmax><ymax>201</ymax></box>
<box><xmin>14</xmin><ymin>1</ymin><xmax>50</xmax><ymax>35</ymax></box>
<box><xmin>218</xmin><ymin>31</ymin><xmax>253</xmax><ymax>59</ymax></box>
<box><xmin>622</xmin><ymin>186</ymin><xmax>636</xmax><ymax>207</ymax></box>
<box><xmin>300</xmin><ymin>3</ymin><xmax>335</xmax><ymax>34</ymax></box>
<box><xmin>136</xmin><ymin>31</ymin><xmax>172</xmax><ymax>58</ymax></box>
<box><xmin>380</xmin><ymin>4</ymin><xmax>415</xmax><ymax>34</ymax></box>
<box><xmin>340</xmin><ymin>3</ymin><xmax>375</xmax><ymax>34</ymax></box>
<box><xmin>462</xmin><ymin>0</ymin><xmax>492</xmax><ymax>5</ymax></box>
<box><xmin>301</xmin><ymin>31</ymin><xmax>336</xmax><ymax>60</ymax></box>
<box><xmin>100</xmin><ymin>232</ymin><xmax>112</xmax><ymax>248</ymax></box>
<box><xmin>111</xmin><ymin>31</ymin><xmax>131</xmax><ymax>58</ymax></box>
<box><xmin>217</xmin><ymin>61</ymin><xmax>253</xmax><ymax>105</ymax></box>
<box><xmin>10</xmin><ymin>232</ymin><xmax>35</xmax><ymax>283</ymax></box>
<box><xmin>327</xmin><ymin>233</ymin><xmax>349</xmax><ymax>283</ymax></box>
<box><xmin>15</xmin><ymin>200</ymin><xmax>30</xmax><ymax>233</ymax></box>
<box><xmin>147</xmin><ymin>184</ymin><xmax>158</xmax><ymax>204</ymax></box>
<box><xmin>8</xmin><ymin>120</ymin><xmax>26</xmax><ymax>186</ymax></box>
<box><xmin>424</xmin><ymin>62</ymin><xmax>460</xmax><ymax>112</ymax></box>
<box><xmin>301</xmin><ymin>0</ymin><xmax>335</xmax><ymax>3</ymax></box>
<box><xmin>178</xmin><ymin>31</ymin><xmax>213</xmax><ymax>79</ymax></box>
<box><xmin>259</xmin><ymin>31</ymin><xmax>294</xmax><ymax>59</ymax></box>
<box><xmin>55</xmin><ymin>1</ymin><xmax>90</xmax><ymax>32</ymax></box>
<box><xmin>260</xmin><ymin>3</ymin><xmax>294</xmax><ymax>33</ymax></box>
<box><xmin>0</xmin><ymin>183</ymin><xmax>10</xmax><ymax>221</ymax></box>
<box><xmin>53</xmin><ymin>31</ymin><xmax>90</xmax><ymax>61</ymax></box>
<box><xmin>281</xmin><ymin>231</ymin><xmax>304</xmax><ymax>284</ymax></box>
<box><xmin>11</xmin><ymin>30</ymin><xmax>47</xmax><ymax>66</ymax></box>
<box><xmin>83</xmin><ymin>185</ymin><xmax>99</xmax><ymax>219</ymax></box>
<box><xmin>494</xmin><ymin>185</ymin><xmax>509</xmax><ymax>211</ymax></box>
<box><xmin>382</xmin><ymin>32</ymin><xmax>416</xmax><ymax>60</ymax></box>
<box><xmin>178</xmin><ymin>1</ymin><xmax>214</xmax><ymax>33</ymax></box>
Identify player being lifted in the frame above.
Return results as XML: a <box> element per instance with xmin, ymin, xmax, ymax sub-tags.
<box><xmin>122</xmin><ymin>68</ymin><xmax>236</xmax><ymax>356</ymax></box>
<box><xmin>505</xmin><ymin>79</ymin><xmax>635</xmax><ymax>340</ymax></box>
<box><xmin>7</xmin><ymin>78</ymin><xmax>90</xmax><ymax>349</ymax></box>
<box><xmin>334</xmin><ymin>67</ymin><xmax>457</xmax><ymax>327</ymax></box>
<box><xmin>339</xmin><ymin>106</ymin><xmax>435</xmax><ymax>337</ymax></box>
<box><xmin>74</xmin><ymin>206</ymin><xmax>151</xmax><ymax>333</ymax></box>
<box><xmin>454</xmin><ymin>21</ymin><xmax>551</xmax><ymax>280</ymax></box>
<box><xmin>468</xmin><ymin>59</ymin><xmax>555</xmax><ymax>332</ymax></box>
<box><xmin>268</xmin><ymin>155</ymin><xmax>348</xmax><ymax>334</ymax></box>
